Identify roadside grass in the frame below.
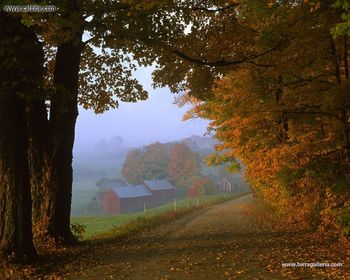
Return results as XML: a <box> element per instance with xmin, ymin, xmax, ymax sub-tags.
<box><xmin>71</xmin><ymin>193</ymin><xmax>247</xmax><ymax>240</ymax></box>
<box><xmin>1</xmin><ymin>193</ymin><xmax>247</xmax><ymax>280</ymax></box>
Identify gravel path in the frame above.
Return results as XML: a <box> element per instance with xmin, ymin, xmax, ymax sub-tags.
<box><xmin>66</xmin><ymin>194</ymin><xmax>349</xmax><ymax>280</ymax></box>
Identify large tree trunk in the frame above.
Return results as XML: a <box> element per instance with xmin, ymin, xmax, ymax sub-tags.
<box><xmin>30</xmin><ymin>33</ymin><xmax>84</xmax><ymax>243</ymax></box>
<box><xmin>0</xmin><ymin>12</ymin><xmax>43</xmax><ymax>262</ymax></box>
<box><xmin>49</xmin><ymin>39</ymin><xmax>83</xmax><ymax>241</ymax></box>
<box><xmin>0</xmin><ymin>92</ymin><xmax>36</xmax><ymax>263</ymax></box>
<box><xmin>27</xmin><ymin>99</ymin><xmax>52</xmax><ymax>237</ymax></box>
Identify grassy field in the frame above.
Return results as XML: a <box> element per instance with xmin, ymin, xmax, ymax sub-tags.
<box><xmin>71</xmin><ymin>179</ymin><xmax>99</xmax><ymax>216</ymax></box>
<box><xmin>71</xmin><ymin>194</ymin><xmax>236</xmax><ymax>239</ymax></box>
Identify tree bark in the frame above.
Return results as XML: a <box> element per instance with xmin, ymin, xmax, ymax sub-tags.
<box><xmin>275</xmin><ymin>75</ymin><xmax>289</xmax><ymax>142</ymax></box>
<box><xmin>27</xmin><ymin>99</ymin><xmax>52</xmax><ymax>235</ymax></box>
<box><xmin>0</xmin><ymin>92</ymin><xmax>37</xmax><ymax>263</ymax></box>
<box><xmin>330</xmin><ymin>37</ymin><xmax>350</xmax><ymax>168</ymax></box>
<box><xmin>344</xmin><ymin>36</ymin><xmax>349</xmax><ymax>79</ymax></box>
<box><xmin>49</xmin><ymin>38</ymin><xmax>84</xmax><ymax>241</ymax></box>
<box><xmin>30</xmin><ymin>30</ymin><xmax>84</xmax><ymax>243</ymax></box>
<box><xmin>0</xmin><ymin>12</ymin><xmax>43</xmax><ymax>263</ymax></box>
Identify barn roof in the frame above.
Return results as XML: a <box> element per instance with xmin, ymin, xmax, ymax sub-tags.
<box><xmin>143</xmin><ymin>180</ymin><xmax>175</xmax><ymax>191</ymax></box>
<box><xmin>112</xmin><ymin>185</ymin><xmax>152</xmax><ymax>198</ymax></box>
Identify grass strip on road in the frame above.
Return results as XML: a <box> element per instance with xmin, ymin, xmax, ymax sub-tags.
<box><xmin>71</xmin><ymin>193</ymin><xmax>249</xmax><ymax>240</ymax></box>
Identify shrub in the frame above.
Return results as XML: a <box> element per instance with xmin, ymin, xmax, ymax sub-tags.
<box><xmin>70</xmin><ymin>223</ymin><xmax>87</xmax><ymax>240</ymax></box>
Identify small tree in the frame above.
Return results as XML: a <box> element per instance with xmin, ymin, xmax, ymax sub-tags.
<box><xmin>168</xmin><ymin>143</ymin><xmax>201</xmax><ymax>188</ymax></box>
<box><xmin>143</xmin><ymin>142</ymin><xmax>169</xmax><ymax>179</ymax></box>
<box><xmin>121</xmin><ymin>149</ymin><xmax>145</xmax><ymax>184</ymax></box>
<box><xmin>188</xmin><ymin>177</ymin><xmax>217</xmax><ymax>197</ymax></box>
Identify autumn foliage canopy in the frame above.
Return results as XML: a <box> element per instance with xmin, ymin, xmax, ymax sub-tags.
<box><xmin>179</xmin><ymin>1</ymin><xmax>350</xmax><ymax>234</ymax></box>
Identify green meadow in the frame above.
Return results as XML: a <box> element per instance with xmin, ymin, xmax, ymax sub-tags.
<box><xmin>71</xmin><ymin>194</ymin><xmax>235</xmax><ymax>239</ymax></box>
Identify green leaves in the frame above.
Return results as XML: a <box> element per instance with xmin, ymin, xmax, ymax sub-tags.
<box><xmin>334</xmin><ymin>0</ymin><xmax>350</xmax><ymax>10</ymax></box>
<box><xmin>70</xmin><ymin>222</ymin><xmax>87</xmax><ymax>240</ymax></box>
<box><xmin>332</xmin><ymin>0</ymin><xmax>350</xmax><ymax>37</ymax></box>
<box><xmin>78</xmin><ymin>45</ymin><xmax>148</xmax><ymax>113</ymax></box>
<box><xmin>122</xmin><ymin>143</ymin><xmax>170</xmax><ymax>184</ymax></box>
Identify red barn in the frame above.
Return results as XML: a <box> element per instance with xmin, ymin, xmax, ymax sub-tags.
<box><xmin>103</xmin><ymin>185</ymin><xmax>152</xmax><ymax>214</ymax></box>
<box><xmin>143</xmin><ymin>179</ymin><xmax>176</xmax><ymax>206</ymax></box>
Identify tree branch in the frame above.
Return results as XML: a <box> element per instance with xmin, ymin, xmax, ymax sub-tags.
<box><xmin>172</xmin><ymin>40</ymin><xmax>284</xmax><ymax>67</ymax></box>
<box><xmin>172</xmin><ymin>50</ymin><xmax>247</xmax><ymax>66</ymax></box>
<box><xmin>284</xmin><ymin>73</ymin><xmax>333</xmax><ymax>86</ymax></box>
<box><xmin>185</xmin><ymin>3</ymin><xmax>239</xmax><ymax>13</ymax></box>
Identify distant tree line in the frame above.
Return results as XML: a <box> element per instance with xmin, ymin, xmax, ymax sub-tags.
<box><xmin>122</xmin><ymin>142</ymin><xmax>201</xmax><ymax>189</ymax></box>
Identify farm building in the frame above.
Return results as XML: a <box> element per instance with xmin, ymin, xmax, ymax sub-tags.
<box><xmin>217</xmin><ymin>175</ymin><xmax>247</xmax><ymax>193</ymax></box>
<box><xmin>95</xmin><ymin>178</ymin><xmax>176</xmax><ymax>214</ymax></box>
<box><xmin>103</xmin><ymin>185</ymin><xmax>152</xmax><ymax>214</ymax></box>
<box><xmin>143</xmin><ymin>179</ymin><xmax>176</xmax><ymax>206</ymax></box>
<box><xmin>218</xmin><ymin>178</ymin><xmax>234</xmax><ymax>192</ymax></box>
<box><xmin>88</xmin><ymin>178</ymin><xmax>128</xmax><ymax>212</ymax></box>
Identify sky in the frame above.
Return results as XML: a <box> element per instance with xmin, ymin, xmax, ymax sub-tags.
<box><xmin>74</xmin><ymin>67</ymin><xmax>210</xmax><ymax>153</ymax></box>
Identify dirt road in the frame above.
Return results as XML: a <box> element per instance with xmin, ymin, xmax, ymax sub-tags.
<box><xmin>66</xmin><ymin>194</ymin><xmax>348</xmax><ymax>280</ymax></box>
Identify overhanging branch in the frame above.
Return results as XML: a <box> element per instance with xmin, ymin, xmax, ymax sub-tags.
<box><xmin>185</xmin><ymin>3</ymin><xmax>240</xmax><ymax>13</ymax></box>
<box><xmin>173</xmin><ymin>50</ymin><xmax>247</xmax><ymax>66</ymax></box>
<box><xmin>172</xmin><ymin>40</ymin><xmax>284</xmax><ymax>67</ymax></box>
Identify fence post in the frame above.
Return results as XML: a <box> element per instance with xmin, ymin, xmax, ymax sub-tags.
<box><xmin>144</xmin><ymin>202</ymin><xmax>147</xmax><ymax>218</ymax></box>
<box><xmin>197</xmin><ymin>198</ymin><xmax>199</xmax><ymax>206</ymax></box>
<box><xmin>174</xmin><ymin>199</ymin><xmax>177</xmax><ymax>211</ymax></box>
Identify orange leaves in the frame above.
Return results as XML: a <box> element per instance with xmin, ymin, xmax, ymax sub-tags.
<box><xmin>188</xmin><ymin>179</ymin><xmax>205</xmax><ymax>197</ymax></box>
<box><xmin>122</xmin><ymin>149</ymin><xmax>145</xmax><ymax>184</ymax></box>
<box><xmin>308</xmin><ymin>1</ymin><xmax>321</xmax><ymax>12</ymax></box>
<box><xmin>172</xmin><ymin>0</ymin><xmax>350</xmax><ymax>237</ymax></box>
<box><xmin>167</xmin><ymin>143</ymin><xmax>201</xmax><ymax>188</ymax></box>
<box><xmin>123</xmin><ymin>141</ymin><xmax>202</xmax><ymax>188</ymax></box>
<box><xmin>180</xmin><ymin>60</ymin><xmax>345</xmax><ymax>235</ymax></box>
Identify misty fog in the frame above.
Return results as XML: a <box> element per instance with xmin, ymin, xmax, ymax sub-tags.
<box><xmin>71</xmin><ymin>67</ymin><xmax>211</xmax><ymax>215</ymax></box>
